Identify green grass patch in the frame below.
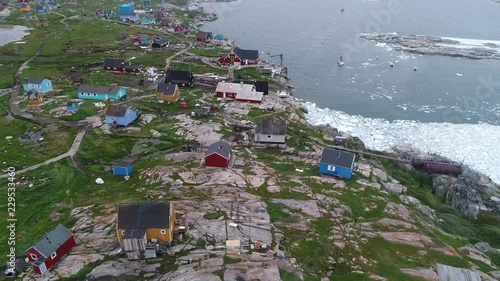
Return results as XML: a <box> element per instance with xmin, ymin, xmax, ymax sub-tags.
<box><xmin>223</xmin><ymin>256</ymin><xmax>241</xmax><ymax>264</ymax></box>
<box><xmin>188</xmin><ymin>47</ymin><xmax>229</xmax><ymax>57</ymax></box>
<box><xmin>203</xmin><ymin>212</ymin><xmax>224</xmax><ymax>220</ymax></box>
<box><xmin>313</xmin><ymin>217</ymin><xmax>335</xmax><ymax>236</ymax></box>
<box><xmin>266</xmin><ymin>200</ymin><xmax>300</xmax><ymax>223</ymax></box>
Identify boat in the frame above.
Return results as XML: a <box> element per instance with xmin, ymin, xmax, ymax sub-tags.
<box><xmin>338</xmin><ymin>55</ymin><xmax>344</xmax><ymax>66</ymax></box>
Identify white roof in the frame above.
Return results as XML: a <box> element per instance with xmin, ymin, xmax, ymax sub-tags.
<box><xmin>216</xmin><ymin>82</ymin><xmax>254</xmax><ymax>94</ymax></box>
<box><xmin>236</xmin><ymin>87</ymin><xmax>263</xmax><ymax>102</ymax></box>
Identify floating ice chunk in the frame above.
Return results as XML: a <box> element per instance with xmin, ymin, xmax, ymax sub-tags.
<box><xmin>456</xmin><ymin>73</ymin><xmax>463</xmax><ymax>76</ymax></box>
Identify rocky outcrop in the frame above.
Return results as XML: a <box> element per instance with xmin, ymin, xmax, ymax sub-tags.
<box><xmin>400</xmin><ymin>268</ymin><xmax>438</xmax><ymax>281</ymax></box>
<box><xmin>360</xmin><ymin>33</ymin><xmax>500</xmax><ymax>60</ymax></box>
<box><xmin>436</xmin><ymin>263</ymin><xmax>481</xmax><ymax>281</ymax></box>
<box><xmin>433</xmin><ymin>175</ymin><xmax>500</xmax><ymax>220</ymax></box>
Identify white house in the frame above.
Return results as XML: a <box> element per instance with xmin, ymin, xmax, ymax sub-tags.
<box><xmin>254</xmin><ymin>118</ymin><xmax>286</xmax><ymax>144</ymax></box>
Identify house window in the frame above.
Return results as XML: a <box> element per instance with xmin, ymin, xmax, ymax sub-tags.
<box><xmin>327</xmin><ymin>165</ymin><xmax>336</xmax><ymax>172</ymax></box>
<box><xmin>160</xmin><ymin>230</ymin><xmax>166</xmax><ymax>234</ymax></box>
<box><xmin>50</xmin><ymin>252</ymin><xmax>57</xmax><ymax>259</ymax></box>
<box><xmin>267</xmin><ymin>135</ymin><xmax>272</xmax><ymax>139</ymax></box>
<box><xmin>30</xmin><ymin>253</ymin><xmax>37</xmax><ymax>260</ymax></box>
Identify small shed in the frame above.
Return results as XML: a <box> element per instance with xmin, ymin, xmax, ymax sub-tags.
<box><xmin>66</xmin><ymin>102</ymin><xmax>77</xmax><ymax>111</ymax></box>
<box><xmin>205</xmin><ymin>140</ymin><xmax>232</xmax><ymax>168</ymax></box>
<box><xmin>214</xmin><ymin>34</ymin><xmax>224</xmax><ymax>40</ymax></box>
<box><xmin>180</xmin><ymin>102</ymin><xmax>188</xmax><ymax>109</ymax></box>
<box><xmin>113</xmin><ymin>161</ymin><xmax>132</xmax><ymax>176</ymax></box>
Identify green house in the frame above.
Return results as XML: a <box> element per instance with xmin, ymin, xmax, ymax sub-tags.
<box><xmin>77</xmin><ymin>85</ymin><xmax>126</xmax><ymax>101</ymax></box>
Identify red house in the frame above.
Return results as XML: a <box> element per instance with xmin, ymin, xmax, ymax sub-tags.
<box><xmin>215</xmin><ymin>82</ymin><xmax>255</xmax><ymax>100</ymax></box>
<box><xmin>219</xmin><ymin>47</ymin><xmax>259</xmax><ymax>65</ymax></box>
<box><xmin>205</xmin><ymin>140</ymin><xmax>232</xmax><ymax>168</ymax></box>
<box><xmin>173</xmin><ymin>24</ymin><xmax>189</xmax><ymax>34</ymax></box>
<box><xmin>196</xmin><ymin>32</ymin><xmax>210</xmax><ymax>43</ymax></box>
<box><xmin>103</xmin><ymin>58</ymin><xmax>142</xmax><ymax>74</ymax></box>
<box><xmin>25</xmin><ymin>224</ymin><xmax>75</xmax><ymax>275</ymax></box>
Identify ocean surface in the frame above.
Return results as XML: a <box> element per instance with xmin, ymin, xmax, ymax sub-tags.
<box><xmin>0</xmin><ymin>25</ymin><xmax>30</xmax><ymax>46</ymax></box>
<box><xmin>200</xmin><ymin>0</ymin><xmax>500</xmax><ymax>183</ymax></box>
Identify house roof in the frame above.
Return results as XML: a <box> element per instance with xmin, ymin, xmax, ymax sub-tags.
<box><xmin>206</xmin><ymin>140</ymin><xmax>231</xmax><ymax>160</ymax></box>
<box><xmin>153</xmin><ymin>38</ymin><xmax>169</xmax><ymax>45</ymax></box>
<box><xmin>105</xmin><ymin>105</ymin><xmax>129</xmax><ymax>117</ymax></box>
<box><xmin>77</xmin><ymin>85</ymin><xmax>122</xmax><ymax>95</ymax></box>
<box><xmin>255</xmin><ymin>118</ymin><xmax>286</xmax><ymax>135</ymax></box>
<box><xmin>36</xmin><ymin>5</ymin><xmax>45</xmax><ymax>10</ymax></box>
<box><xmin>28</xmin><ymin>92</ymin><xmax>41</xmax><ymax>100</ymax></box>
<box><xmin>31</xmin><ymin>224</ymin><xmax>73</xmax><ymax>258</ymax></box>
<box><xmin>232</xmin><ymin>47</ymin><xmax>259</xmax><ymax>61</ymax></box>
<box><xmin>164</xmin><ymin>70</ymin><xmax>193</xmax><ymax>83</ymax></box>
<box><xmin>122</xmin><ymin>64</ymin><xmax>142</xmax><ymax>70</ymax></box>
<box><xmin>123</xmin><ymin>228</ymin><xmax>146</xmax><ymax>239</ymax></box>
<box><xmin>196</xmin><ymin>32</ymin><xmax>208</xmax><ymax>39</ymax></box>
<box><xmin>215</xmin><ymin>82</ymin><xmax>254</xmax><ymax>93</ymax></box>
<box><xmin>236</xmin><ymin>87</ymin><xmax>263</xmax><ymax>101</ymax></box>
<box><xmin>117</xmin><ymin>202</ymin><xmax>172</xmax><ymax>229</ymax></box>
<box><xmin>103</xmin><ymin>58</ymin><xmax>123</xmax><ymax>68</ymax></box>
<box><xmin>234</xmin><ymin>81</ymin><xmax>269</xmax><ymax>94</ymax></box>
<box><xmin>320</xmin><ymin>148</ymin><xmax>355</xmax><ymax>169</ymax></box>
<box><xmin>114</xmin><ymin>160</ymin><xmax>132</xmax><ymax>167</ymax></box>
<box><xmin>66</xmin><ymin>101</ymin><xmax>75</xmax><ymax>106</ymax></box>
<box><xmin>25</xmin><ymin>77</ymin><xmax>45</xmax><ymax>84</ymax></box>
<box><xmin>156</xmin><ymin>83</ymin><xmax>177</xmax><ymax>96</ymax></box>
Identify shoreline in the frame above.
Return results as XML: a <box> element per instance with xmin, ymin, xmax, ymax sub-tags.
<box><xmin>0</xmin><ymin>24</ymin><xmax>31</xmax><ymax>46</ymax></box>
<box><xmin>197</xmin><ymin>3</ymin><xmax>500</xmax><ymax>185</ymax></box>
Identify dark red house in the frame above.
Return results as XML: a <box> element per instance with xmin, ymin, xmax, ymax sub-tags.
<box><xmin>205</xmin><ymin>140</ymin><xmax>232</xmax><ymax>168</ymax></box>
<box><xmin>219</xmin><ymin>47</ymin><xmax>259</xmax><ymax>65</ymax></box>
<box><xmin>103</xmin><ymin>58</ymin><xmax>142</xmax><ymax>74</ymax></box>
<box><xmin>25</xmin><ymin>224</ymin><xmax>75</xmax><ymax>275</ymax></box>
<box><xmin>195</xmin><ymin>32</ymin><xmax>210</xmax><ymax>43</ymax></box>
<box><xmin>173</xmin><ymin>24</ymin><xmax>189</xmax><ymax>34</ymax></box>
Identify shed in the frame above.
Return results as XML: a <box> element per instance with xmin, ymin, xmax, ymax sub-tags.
<box><xmin>205</xmin><ymin>140</ymin><xmax>232</xmax><ymax>168</ymax></box>
<box><xmin>156</xmin><ymin>83</ymin><xmax>180</xmax><ymax>103</ymax></box>
<box><xmin>25</xmin><ymin>224</ymin><xmax>75</xmax><ymax>275</ymax></box>
<box><xmin>319</xmin><ymin>148</ymin><xmax>355</xmax><ymax>179</ymax></box>
<box><xmin>66</xmin><ymin>102</ymin><xmax>77</xmax><ymax>111</ymax></box>
<box><xmin>113</xmin><ymin>161</ymin><xmax>132</xmax><ymax>176</ymax></box>
<box><xmin>214</xmin><ymin>34</ymin><xmax>223</xmax><ymax>40</ymax></box>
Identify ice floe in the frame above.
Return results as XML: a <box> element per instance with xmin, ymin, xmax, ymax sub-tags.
<box><xmin>305</xmin><ymin>102</ymin><xmax>500</xmax><ymax>184</ymax></box>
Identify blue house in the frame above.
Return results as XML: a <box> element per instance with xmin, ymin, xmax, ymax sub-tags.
<box><xmin>105</xmin><ymin>104</ymin><xmax>137</xmax><ymax>126</ymax></box>
<box><xmin>35</xmin><ymin>5</ymin><xmax>48</xmax><ymax>13</ymax></box>
<box><xmin>113</xmin><ymin>161</ymin><xmax>132</xmax><ymax>176</ymax></box>
<box><xmin>117</xmin><ymin>4</ymin><xmax>133</xmax><ymax>15</ymax></box>
<box><xmin>25</xmin><ymin>13</ymin><xmax>32</xmax><ymax>19</ymax></box>
<box><xmin>77</xmin><ymin>85</ymin><xmax>126</xmax><ymax>101</ymax></box>
<box><xmin>23</xmin><ymin>78</ymin><xmax>53</xmax><ymax>93</ymax></box>
<box><xmin>319</xmin><ymin>148</ymin><xmax>355</xmax><ymax>179</ymax></box>
<box><xmin>66</xmin><ymin>102</ymin><xmax>77</xmax><ymax>111</ymax></box>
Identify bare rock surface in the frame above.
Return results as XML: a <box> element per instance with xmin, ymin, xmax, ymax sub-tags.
<box><xmin>379</xmin><ymin>232</ymin><xmax>433</xmax><ymax>247</ymax></box>
<box><xmin>400</xmin><ymin>268</ymin><xmax>439</xmax><ymax>281</ymax></box>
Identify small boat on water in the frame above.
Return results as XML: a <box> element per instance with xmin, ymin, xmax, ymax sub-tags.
<box><xmin>338</xmin><ymin>55</ymin><xmax>344</xmax><ymax>66</ymax></box>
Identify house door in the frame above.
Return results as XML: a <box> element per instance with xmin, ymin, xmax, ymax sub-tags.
<box><xmin>37</xmin><ymin>262</ymin><xmax>48</xmax><ymax>275</ymax></box>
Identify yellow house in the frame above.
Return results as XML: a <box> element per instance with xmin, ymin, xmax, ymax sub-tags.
<box><xmin>27</xmin><ymin>92</ymin><xmax>44</xmax><ymax>105</ymax></box>
<box><xmin>20</xmin><ymin>4</ymin><xmax>31</xmax><ymax>12</ymax></box>
<box><xmin>155</xmin><ymin>83</ymin><xmax>180</xmax><ymax>103</ymax></box>
<box><xmin>117</xmin><ymin>202</ymin><xmax>177</xmax><ymax>260</ymax></box>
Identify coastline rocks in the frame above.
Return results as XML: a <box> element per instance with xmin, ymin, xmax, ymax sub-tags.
<box><xmin>433</xmin><ymin>175</ymin><xmax>500</xmax><ymax>220</ymax></box>
<box><xmin>360</xmin><ymin>33</ymin><xmax>500</xmax><ymax>60</ymax></box>
<box><xmin>86</xmin><ymin>259</ymin><xmax>144</xmax><ymax>280</ymax></box>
